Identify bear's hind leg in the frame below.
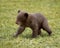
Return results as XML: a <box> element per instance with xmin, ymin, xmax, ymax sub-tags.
<box><xmin>42</xmin><ymin>21</ymin><xmax>52</xmax><ymax>36</ymax></box>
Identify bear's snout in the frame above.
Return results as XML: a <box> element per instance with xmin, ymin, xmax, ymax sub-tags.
<box><xmin>15</xmin><ymin>21</ymin><xmax>19</xmax><ymax>25</ymax></box>
<box><xmin>15</xmin><ymin>22</ymin><xmax>18</xmax><ymax>24</ymax></box>
<box><xmin>15</xmin><ymin>21</ymin><xmax>22</xmax><ymax>25</ymax></box>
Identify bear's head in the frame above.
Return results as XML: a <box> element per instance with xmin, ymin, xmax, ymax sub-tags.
<box><xmin>16</xmin><ymin>10</ymin><xmax>28</xmax><ymax>25</ymax></box>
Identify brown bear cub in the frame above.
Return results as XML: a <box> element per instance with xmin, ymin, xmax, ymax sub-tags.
<box><xmin>14</xmin><ymin>10</ymin><xmax>52</xmax><ymax>38</ymax></box>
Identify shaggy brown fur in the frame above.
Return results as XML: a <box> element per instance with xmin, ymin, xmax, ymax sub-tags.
<box><xmin>13</xmin><ymin>10</ymin><xmax>52</xmax><ymax>38</ymax></box>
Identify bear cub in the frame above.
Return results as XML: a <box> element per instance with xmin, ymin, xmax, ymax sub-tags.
<box><xmin>14</xmin><ymin>10</ymin><xmax>52</xmax><ymax>38</ymax></box>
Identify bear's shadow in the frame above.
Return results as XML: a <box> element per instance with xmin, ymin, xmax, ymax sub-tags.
<box><xmin>21</xmin><ymin>33</ymin><xmax>49</xmax><ymax>39</ymax></box>
<box><xmin>22</xmin><ymin>34</ymin><xmax>32</xmax><ymax>39</ymax></box>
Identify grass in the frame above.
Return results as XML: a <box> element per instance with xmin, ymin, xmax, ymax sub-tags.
<box><xmin>0</xmin><ymin>0</ymin><xmax>60</xmax><ymax>48</ymax></box>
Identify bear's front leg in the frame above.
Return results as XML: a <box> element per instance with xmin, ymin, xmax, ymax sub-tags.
<box><xmin>38</xmin><ymin>29</ymin><xmax>41</xmax><ymax>35</ymax></box>
<box><xmin>13</xmin><ymin>26</ymin><xmax>25</xmax><ymax>37</ymax></box>
<box><xmin>32</xmin><ymin>26</ymin><xmax>38</xmax><ymax>38</ymax></box>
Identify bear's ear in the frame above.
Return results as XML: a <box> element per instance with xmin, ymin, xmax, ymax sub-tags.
<box><xmin>24</xmin><ymin>13</ymin><xmax>28</xmax><ymax>18</ymax></box>
<box><xmin>18</xmin><ymin>10</ymin><xmax>20</xmax><ymax>13</ymax></box>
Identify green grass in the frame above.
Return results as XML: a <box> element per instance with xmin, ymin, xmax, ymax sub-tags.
<box><xmin>0</xmin><ymin>0</ymin><xmax>60</xmax><ymax>48</ymax></box>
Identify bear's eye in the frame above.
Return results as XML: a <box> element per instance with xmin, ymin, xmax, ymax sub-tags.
<box><xmin>17</xmin><ymin>16</ymin><xmax>23</xmax><ymax>21</ymax></box>
<box><xmin>17</xmin><ymin>17</ymin><xmax>20</xmax><ymax>20</ymax></box>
